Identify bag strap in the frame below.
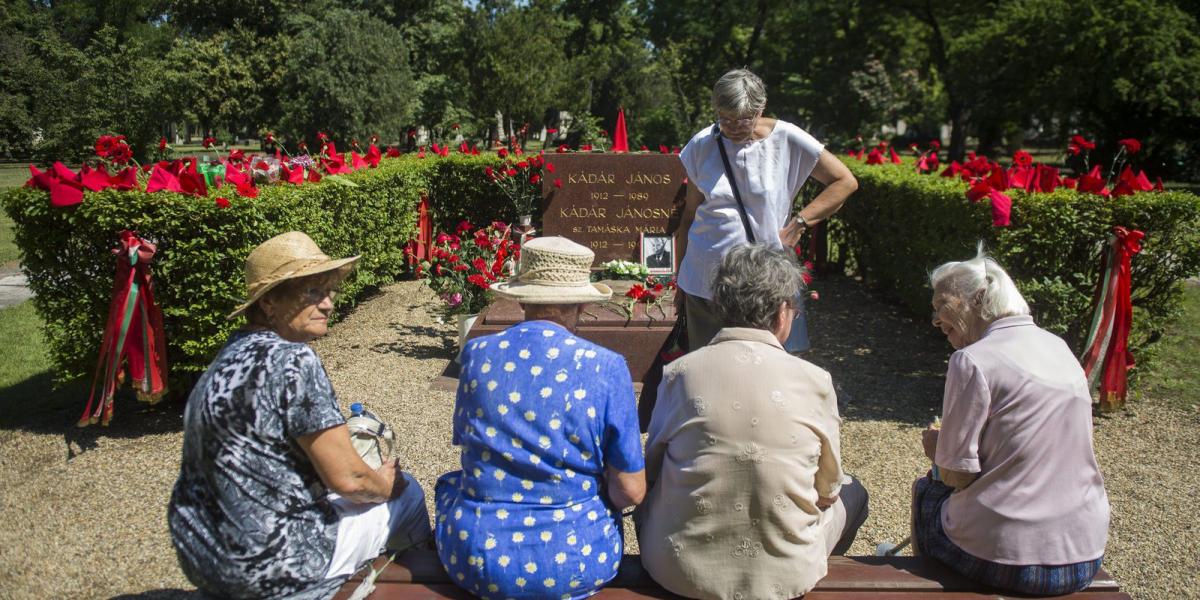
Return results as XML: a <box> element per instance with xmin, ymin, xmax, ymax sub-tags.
<box><xmin>714</xmin><ymin>124</ymin><xmax>756</xmax><ymax>244</ymax></box>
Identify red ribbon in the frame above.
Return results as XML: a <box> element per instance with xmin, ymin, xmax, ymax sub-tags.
<box><xmin>1080</xmin><ymin>226</ymin><xmax>1144</xmax><ymax>411</ymax></box>
<box><xmin>79</xmin><ymin>231</ymin><xmax>169</xmax><ymax>427</ymax></box>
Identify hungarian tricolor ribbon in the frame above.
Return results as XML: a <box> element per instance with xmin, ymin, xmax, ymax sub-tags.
<box><xmin>1079</xmin><ymin>226</ymin><xmax>1145</xmax><ymax>412</ymax></box>
<box><xmin>79</xmin><ymin>231</ymin><xmax>168</xmax><ymax>427</ymax></box>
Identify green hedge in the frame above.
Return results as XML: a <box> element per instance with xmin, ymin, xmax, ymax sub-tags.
<box><xmin>834</xmin><ymin>159</ymin><xmax>1200</xmax><ymax>356</ymax></box>
<box><xmin>3</xmin><ymin>154</ymin><xmax>509</xmax><ymax>392</ymax></box>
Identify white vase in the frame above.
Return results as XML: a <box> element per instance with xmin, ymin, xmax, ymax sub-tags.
<box><xmin>455</xmin><ymin>313</ymin><xmax>480</xmax><ymax>363</ymax></box>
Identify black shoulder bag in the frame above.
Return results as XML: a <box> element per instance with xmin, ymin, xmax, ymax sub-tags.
<box><xmin>714</xmin><ymin>124</ymin><xmax>756</xmax><ymax>243</ymax></box>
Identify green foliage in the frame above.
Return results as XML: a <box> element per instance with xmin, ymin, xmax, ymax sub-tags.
<box><xmin>275</xmin><ymin>9</ymin><xmax>417</xmax><ymax>145</ymax></box>
<box><xmin>2</xmin><ymin>154</ymin><xmax>510</xmax><ymax>392</ymax></box>
<box><xmin>162</xmin><ymin>33</ymin><xmax>260</xmax><ymax>136</ymax></box>
<box><xmin>835</xmin><ymin>159</ymin><xmax>1200</xmax><ymax>356</ymax></box>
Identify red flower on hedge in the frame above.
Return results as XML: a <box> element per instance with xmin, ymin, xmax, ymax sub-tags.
<box><xmin>929</xmin><ymin>140</ymin><xmax>941</xmax><ymax>150</ymax></box>
<box><xmin>530</xmin><ymin>174</ymin><xmax>541</xmax><ymax>184</ymax></box>
<box><xmin>317</xmin><ymin>131</ymin><xmax>330</xmax><ymax>142</ymax></box>
<box><xmin>158</xmin><ymin>137</ymin><xmax>168</xmax><ymax>151</ymax></box>
<box><xmin>484</xmin><ymin>166</ymin><xmax>495</xmax><ymax>180</ymax></box>
<box><xmin>265</xmin><ymin>132</ymin><xmax>275</xmax><ymax>145</ymax></box>
<box><xmin>506</xmin><ymin>168</ymin><xmax>518</xmax><ymax>177</ymax></box>
<box><xmin>229</xmin><ymin>149</ymin><xmax>245</xmax><ymax>162</ymax></box>
<box><xmin>202</xmin><ymin>136</ymin><xmax>217</xmax><ymax>149</ymax></box>
<box><xmin>1068</xmin><ymin>135</ymin><xmax>1095</xmax><ymax>156</ymax></box>
<box><xmin>1118</xmin><ymin>138</ymin><xmax>1141</xmax><ymax>154</ymax></box>
<box><xmin>94</xmin><ymin>135</ymin><xmax>122</xmax><ymax>157</ymax></box>
<box><xmin>235</xmin><ymin>181</ymin><xmax>258</xmax><ymax>198</ymax></box>
<box><xmin>108</xmin><ymin>143</ymin><xmax>132</xmax><ymax>165</ymax></box>
<box><xmin>497</xmin><ymin>148</ymin><xmax>509</xmax><ymax>158</ymax></box>
<box><xmin>215</xmin><ymin>197</ymin><xmax>230</xmax><ymax>208</ymax></box>
<box><xmin>386</xmin><ymin>146</ymin><xmax>400</xmax><ymax>157</ymax></box>
<box><xmin>1012</xmin><ymin>150</ymin><xmax>1033</xmax><ymax>167</ymax></box>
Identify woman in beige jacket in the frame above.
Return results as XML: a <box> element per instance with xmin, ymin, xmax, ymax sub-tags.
<box><xmin>636</xmin><ymin>243</ymin><xmax>868</xmax><ymax>600</ymax></box>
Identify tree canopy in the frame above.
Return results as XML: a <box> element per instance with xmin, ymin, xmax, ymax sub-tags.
<box><xmin>1</xmin><ymin>0</ymin><xmax>1197</xmax><ymax>179</ymax></box>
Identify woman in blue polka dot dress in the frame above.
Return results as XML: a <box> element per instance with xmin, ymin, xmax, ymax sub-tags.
<box><xmin>435</xmin><ymin>237</ymin><xmax>646</xmax><ymax>600</ymax></box>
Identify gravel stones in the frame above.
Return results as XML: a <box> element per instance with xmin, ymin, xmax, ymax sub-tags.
<box><xmin>0</xmin><ymin>276</ymin><xmax>1194</xmax><ymax>598</ymax></box>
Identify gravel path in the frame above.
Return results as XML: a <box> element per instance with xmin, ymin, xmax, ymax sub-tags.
<box><xmin>0</xmin><ymin>276</ymin><xmax>1195</xmax><ymax>599</ymax></box>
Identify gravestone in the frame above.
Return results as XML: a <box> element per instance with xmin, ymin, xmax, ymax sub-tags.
<box><xmin>540</xmin><ymin>153</ymin><xmax>702</xmax><ymax>267</ymax></box>
<box><xmin>433</xmin><ymin>154</ymin><xmax>700</xmax><ymax>393</ymax></box>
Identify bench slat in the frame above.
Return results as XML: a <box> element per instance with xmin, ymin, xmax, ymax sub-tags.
<box><xmin>351</xmin><ymin>550</ymin><xmax>1118</xmax><ymax>593</ymax></box>
<box><xmin>335</xmin><ymin>582</ymin><xmax>1130</xmax><ymax>600</ymax></box>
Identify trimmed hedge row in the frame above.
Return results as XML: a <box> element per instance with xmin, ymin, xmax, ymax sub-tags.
<box><xmin>3</xmin><ymin>154</ymin><xmax>508</xmax><ymax>391</ymax></box>
<box><xmin>833</xmin><ymin>159</ymin><xmax>1200</xmax><ymax>356</ymax></box>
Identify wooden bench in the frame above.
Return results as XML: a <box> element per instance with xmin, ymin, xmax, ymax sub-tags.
<box><xmin>334</xmin><ymin>549</ymin><xmax>1130</xmax><ymax>599</ymax></box>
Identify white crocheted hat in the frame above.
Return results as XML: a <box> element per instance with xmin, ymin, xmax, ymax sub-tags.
<box><xmin>490</xmin><ymin>237</ymin><xmax>612</xmax><ymax>305</ymax></box>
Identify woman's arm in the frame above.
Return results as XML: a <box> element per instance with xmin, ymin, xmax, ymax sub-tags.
<box><xmin>606</xmin><ymin>466</ymin><xmax>646</xmax><ymax>509</ymax></box>
<box><xmin>922</xmin><ymin>427</ymin><xmax>979</xmax><ymax>491</ymax></box>
<box><xmin>297</xmin><ymin>424</ymin><xmax>404</xmax><ymax>504</ymax></box>
<box><xmin>780</xmin><ymin>152</ymin><xmax>858</xmax><ymax>247</ymax></box>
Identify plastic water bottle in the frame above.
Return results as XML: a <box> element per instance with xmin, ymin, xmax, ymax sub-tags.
<box><xmin>350</xmin><ymin>402</ymin><xmax>364</xmax><ymax>417</ymax></box>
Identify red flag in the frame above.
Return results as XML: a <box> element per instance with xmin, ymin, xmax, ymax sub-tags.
<box><xmin>611</xmin><ymin>108</ymin><xmax>629</xmax><ymax>153</ymax></box>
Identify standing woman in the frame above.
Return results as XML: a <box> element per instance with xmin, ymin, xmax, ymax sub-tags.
<box><xmin>676</xmin><ymin>68</ymin><xmax>858</xmax><ymax>351</ymax></box>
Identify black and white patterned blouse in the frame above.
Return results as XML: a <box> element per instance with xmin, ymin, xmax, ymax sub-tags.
<box><xmin>169</xmin><ymin>329</ymin><xmax>346</xmax><ymax>599</ymax></box>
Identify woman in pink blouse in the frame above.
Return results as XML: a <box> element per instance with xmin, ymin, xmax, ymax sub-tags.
<box><xmin>914</xmin><ymin>248</ymin><xmax>1110</xmax><ymax>595</ymax></box>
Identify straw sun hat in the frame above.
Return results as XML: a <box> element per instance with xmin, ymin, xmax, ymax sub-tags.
<box><xmin>226</xmin><ymin>231</ymin><xmax>360</xmax><ymax>319</ymax></box>
<box><xmin>491</xmin><ymin>237</ymin><xmax>612</xmax><ymax>304</ymax></box>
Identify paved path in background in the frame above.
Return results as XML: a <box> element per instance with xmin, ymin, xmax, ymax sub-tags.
<box><xmin>0</xmin><ymin>264</ymin><xmax>32</xmax><ymax>309</ymax></box>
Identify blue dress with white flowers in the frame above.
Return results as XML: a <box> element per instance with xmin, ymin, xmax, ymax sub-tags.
<box><xmin>435</xmin><ymin>320</ymin><xmax>644</xmax><ymax>600</ymax></box>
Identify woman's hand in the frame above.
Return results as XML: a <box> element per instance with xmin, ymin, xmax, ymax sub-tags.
<box><xmin>816</xmin><ymin>494</ymin><xmax>839</xmax><ymax>511</ymax></box>
<box><xmin>297</xmin><ymin>424</ymin><xmax>395</xmax><ymax>504</ymax></box>
<box><xmin>921</xmin><ymin>427</ymin><xmax>939</xmax><ymax>462</ymax></box>
<box><xmin>779</xmin><ymin>218</ymin><xmax>805</xmax><ymax>248</ymax></box>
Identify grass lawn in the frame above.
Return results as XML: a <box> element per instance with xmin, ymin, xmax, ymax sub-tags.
<box><xmin>0</xmin><ymin>301</ymin><xmax>87</xmax><ymax>428</ymax></box>
<box><xmin>0</xmin><ymin>163</ymin><xmax>29</xmax><ymax>265</ymax></box>
<box><xmin>1136</xmin><ymin>282</ymin><xmax>1200</xmax><ymax>412</ymax></box>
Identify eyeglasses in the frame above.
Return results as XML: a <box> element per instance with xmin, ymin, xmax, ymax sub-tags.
<box><xmin>716</xmin><ymin>113</ymin><xmax>759</xmax><ymax>129</ymax></box>
<box><xmin>301</xmin><ymin>286</ymin><xmax>339</xmax><ymax>304</ymax></box>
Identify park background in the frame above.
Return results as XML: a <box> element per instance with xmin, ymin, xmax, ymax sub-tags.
<box><xmin>1</xmin><ymin>0</ymin><xmax>1199</xmax><ymax>598</ymax></box>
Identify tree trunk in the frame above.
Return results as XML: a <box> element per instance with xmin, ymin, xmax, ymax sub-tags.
<box><xmin>947</xmin><ymin>100</ymin><xmax>969</xmax><ymax>162</ymax></box>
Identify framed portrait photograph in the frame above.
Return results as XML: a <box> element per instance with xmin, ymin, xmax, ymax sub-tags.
<box><xmin>641</xmin><ymin>233</ymin><xmax>675</xmax><ymax>274</ymax></box>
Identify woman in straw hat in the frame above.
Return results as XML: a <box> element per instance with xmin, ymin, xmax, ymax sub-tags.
<box><xmin>169</xmin><ymin>232</ymin><xmax>431</xmax><ymax>599</ymax></box>
<box><xmin>434</xmin><ymin>236</ymin><xmax>646</xmax><ymax>600</ymax></box>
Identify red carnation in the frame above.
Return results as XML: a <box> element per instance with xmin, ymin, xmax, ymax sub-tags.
<box><xmin>497</xmin><ymin>148</ymin><xmax>509</xmax><ymax>158</ymax></box>
<box><xmin>215</xmin><ymin>197</ymin><xmax>230</xmax><ymax>208</ymax></box>
<box><xmin>1118</xmin><ymin>138</ymin><xmax>1141</xmax><ymax>154</ymax></box>
<box><xmin>95</xmin><ymin>135</ymin><xmax>117</xmax><ymax>157</ymax></box>
<box><xmin>1012</xmin><ymin>150</ymin><xmax>1033</xmax><ymax>167</ymax></box>
<box><xmin>530</xmin><ymin>174</ymin><xmax>541</xmax><ymax>184</ymax></box>
<box><xmin>158</xmin><ymin>137</ymin><xmax>168</xmax><ymax>151</ymax></box>
<box><xmin>506</xmin><ymin>168</ymin><xmax>518</xmax><ymax>177</ymax></box>
<box><xmin>554</xmin><ymin>178</ymin><xmax>562</xmax><ymax>188</ymax></box>
<box><xmin>107</xmin><ymin>142</ymin><xmax>132</xmax><ymax>165</ymax></box>
<box><xmin>202</xmin><ymin>136</ymin><xmax>217</xmax><ymax>149</ymax></box>
<box><xmin>929</xmin><ymin>140</ymin><xmax>941</xmax><ymax>150</ymax></box>
<box><xmin>386</xmin><ymin>146</ymin><xmax>400</xmax><ymax>157</ymax></box>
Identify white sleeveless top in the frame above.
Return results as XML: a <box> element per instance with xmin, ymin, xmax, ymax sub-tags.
<box><xmin>677</xmin><ymin>120</ymin><xmax>824</xmax><ymax>299</ymax></box>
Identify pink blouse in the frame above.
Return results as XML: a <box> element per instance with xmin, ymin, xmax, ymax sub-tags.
<box><xmin>936</xmin><ymin>315</ymin><xmax>1109</xmax><ymax>565</ymax></box>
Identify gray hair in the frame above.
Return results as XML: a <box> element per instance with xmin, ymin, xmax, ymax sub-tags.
<box><xmin>712</xmin><ymin>69</ymin><xmax>767</xmax><ymax>117</ymax></box>
<box><xmin>711</xmin><ymin>244</ymin><xmax>805</xmax><ymax>331</ymax></box>
<box><xmin>930</xmin><ymin>244</ymin><xmax>1030</xmax><ymax>321</ymax></box>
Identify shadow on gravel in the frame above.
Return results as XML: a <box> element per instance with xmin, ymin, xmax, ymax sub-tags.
<box><xmin>0</xmin><ymin>370</ymin><xmax>185</xmax><ymax>456</ymax></box>
<box><xmin>370</xmin><ymin>322</ymin><xmax>456</xmax><ymax>360</ymax></box>
<box><xmin>801</xmin><ymin>274</ymin><xmax>950</xmax><ymax>426</ymax></box>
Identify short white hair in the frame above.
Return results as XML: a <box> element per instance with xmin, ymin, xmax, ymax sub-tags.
<box><xmin>712</xmin><ymin>69</ymin><xmax>767</xmax><ymax>117</ymax></box>
<box><xmin>930</xmin><ymin>244</ymin><xmax>1030</xmax><ymax>321</ymax></box>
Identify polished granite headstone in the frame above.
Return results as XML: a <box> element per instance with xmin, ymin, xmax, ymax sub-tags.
<box><xmin>540</xmin><ymin>153</ymin><xmax>702</xmax><ymax>267</ymax></box>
